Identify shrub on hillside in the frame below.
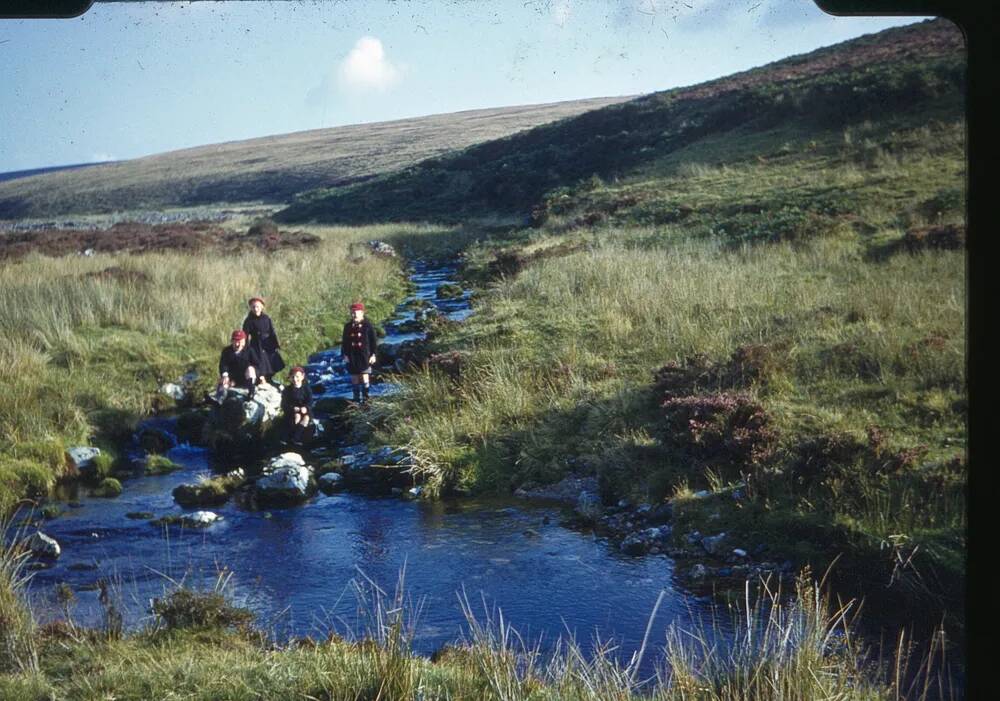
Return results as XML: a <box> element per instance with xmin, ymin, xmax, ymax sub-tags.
<box><xmin>246</xmin><ymin>218</ymin><xmax>279</xmax><ymax>239</ymax></box>
<box><xmin>660</xmin><ymin>391</ymin><xmax>778</xmax><ymax>471</ymax></box>
<box><xmin>901</xmin><ymin>224</ymin><xmax>965</xmax><ymax>251</ymax></box>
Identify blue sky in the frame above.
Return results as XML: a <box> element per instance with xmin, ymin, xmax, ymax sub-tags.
<box><xmin>0</xmin><ymin>1</ymin><xmax>931</xmax><ymax>173</ymax></box>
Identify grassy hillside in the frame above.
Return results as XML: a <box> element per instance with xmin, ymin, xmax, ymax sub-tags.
<box><xmin>277</xmin><ymin>19</ymin><xmax>963</xmax><ymax>227</ymax></box>
<box><xmin>0</xmin><ymin>97</ymin><xmax>631</xmax><ymax>220</ymax></box>
<box><xmin>331</xmin><ymin>18</ymin><xmax>967</xmax><ymax>628</ymax></box>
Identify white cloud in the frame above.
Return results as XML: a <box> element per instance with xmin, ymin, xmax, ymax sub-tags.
<box><xmin>337</xmin><ymin>36</ymin><xmax>401</xmax><ymax>92</ymax></box>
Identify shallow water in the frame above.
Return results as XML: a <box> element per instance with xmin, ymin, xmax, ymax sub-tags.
<box><xmin>26</xmin><ymin>259</ymin><xmax>722</xmax><ymax>672</ymax></box>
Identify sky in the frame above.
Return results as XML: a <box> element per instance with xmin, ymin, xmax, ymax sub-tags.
<box><xmin>0</xmin><ymin>0</ymin><xmax>933</xmax><ymax>174</ymax></box>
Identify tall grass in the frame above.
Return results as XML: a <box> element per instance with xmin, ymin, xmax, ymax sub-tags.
<box><xmin>375</xmin><ymin>232</ymin><xmax>965</xmax><ymax>625</ymax></box>
<box><xmin>381</xmin><ymin>235</ymin><xmax>963</xmax><ymax>487</ymax></box>
<box><xmin>0</xmin><ymin>514</ymin><xmax>38</xmax><ymax>675</ymax></box>
<box><xmin>0</xmin><ymin>223</ymin><xmax>413</xmax><ymax>514</ymax></box>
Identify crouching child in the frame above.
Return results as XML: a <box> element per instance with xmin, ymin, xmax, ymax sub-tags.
<box><xmin>213</xmin><ymin>329</ymin><xmax>261</xmax><ymax>402</ymax></box>
<box><xmin>281</xmin><ymin>366</ymin><xmax>315</xmax><ymax>444</ymax></box>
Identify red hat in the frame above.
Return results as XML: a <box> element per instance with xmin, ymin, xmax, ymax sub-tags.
<box><xmin>231</xmin><ymin>329</ymin><xmax>247</xmax><ymax>341</ymax></box>
<box><xmin>289</xmin><ymin>366</ymin><xmax>306</xmax><ymax>376</ymax></box>
<box><xmin>248</xmin><ymin>297</ymin><xmax>265</xmax><ymax>307</ymax></box>
<box><xmin>350</xmin><ymin>302</ymin><xmax>365</xmax><ymax>311</ymax></box>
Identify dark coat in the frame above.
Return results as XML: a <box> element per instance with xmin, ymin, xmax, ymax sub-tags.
<box><xmin>281</xmin><ymin>383</ymin><xmax>314</xmax><ymax>414</ymax></box>
<box><xmin>341</xmin><ymin>318</ymin><xmax>378</xmax><ymax>374</ymax></box>
<box><xmin>242</xmin><ymin>313</ymin><xmax>284</xmax><ymax>376</ymax></box>
<box><xmin>281</xmin><ymin>383</ymin><xmax>314</xmax><ymax>425</ymax></box>
<box><xmin>218</xmin><ymin>345</ymin><xmax>259</xmax><ymax>388</ymax></box>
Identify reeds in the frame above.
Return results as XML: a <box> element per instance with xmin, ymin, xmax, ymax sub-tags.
<box><xmin>0</xmin><ymin>513</ymin><xmax>38</xmax><ymax>675</ymax></box>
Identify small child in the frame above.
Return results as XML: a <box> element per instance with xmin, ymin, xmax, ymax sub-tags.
<box><xmin>341</xmin><ymin>301</ymin><xmax>378</xmax><ymax>403</ymax></box>
<box><xmin>242</xmin><ymin>296</ymin><xmax>284</xmax><ymax>383</ymax></box>
<box><xmin>215</xmin><ymin>330</ymin><xmax>260</xmax><ymax>401</ymax></box>
<box><xmin>281</xmin><ymin>366</ymin><xmax>314</xmax><ymax>444</ymax></box>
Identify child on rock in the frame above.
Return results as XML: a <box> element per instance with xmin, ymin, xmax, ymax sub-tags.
<box><xmin>341</xmin><ymin>301</ymin><xmax>378</xmax><ymax>404</ymax></box>
<box><xmin>215</xmin><ymin>329</ymin><xmax>261</xmax><ymax>400</ymax></box>
<box><xmin>281</xmin><ymin>366</ymin><xmax>314</xmax><ymax>444</ymax></box>
<box><xmin>242</xmin><ymin>296</ymin><xmax>284</xmax><ymax>383</ymax></box>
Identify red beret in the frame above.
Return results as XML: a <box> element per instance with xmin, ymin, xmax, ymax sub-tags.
<box><xmin>248</xmin><ymin>297</ymin><xmax>265</xmax><ymax>307</ymax></box>
<box><xmin>290</xmin><ymin>366</ymin><xmax>306</xmax><ymax>375</ymax></box>
<box><xmin>350</xmin><ymin>302</ymin><xmax>365</xmax><ymax>311</ymax></box>
<box><xmin>231</xmin><ymin>330</ymin><xmax>247</xmax><ymax>341</ymax></box>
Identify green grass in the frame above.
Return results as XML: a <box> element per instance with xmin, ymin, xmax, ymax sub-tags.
<box><xmin>143</xmin><ymin>454</ymin><xmax>181</xmax><ymax>476</ymax></box>
<box><xmin>367</xmin><ymin>93</ymin><xmax>966</xmax><ymax>623</ymax></box>
<box><xmin>0</xmin><ymin>221</ymin><xmax>434</xmax><ymax>515</ymax></box>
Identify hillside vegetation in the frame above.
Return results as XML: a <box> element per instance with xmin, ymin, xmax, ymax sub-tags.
<box><xmin>277</xmin><ymin>19</ymin><xmax>963</xmax><ymax>227</ymax></box>
<box><xmin>335</xmin><ymin>18</ymin><xmax>966</xmax><ymax>626</ymax></box>
<box><xmin>0</xmin><ymin>97</ymin><xmax>630</xmax><ymax>220</ymax></box>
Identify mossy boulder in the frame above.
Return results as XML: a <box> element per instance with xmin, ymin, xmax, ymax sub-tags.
<box><xmin>436</xmin><ymin>283</ymin><xmax>464</xmax><ymax>299</ymax></box>
<box><xmin>144</xmin><ymin>455</ymin><xmax>181</xmax><ymax>475</ymax></box>
<box><xmin>90</xmin><ymin>478</ymin><xmax>122</xmax><ymax>498</ymax></box>
<box><xmin>173</xmin><ymin>470</ymin><xmax>245</xmax><ymax>508</ymax></box>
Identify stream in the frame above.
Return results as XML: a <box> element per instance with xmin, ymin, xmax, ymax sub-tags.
<box><xmin>25</xmin><ymin>259</ymin><xmax>723</xmax><ymax>674</ymax></box>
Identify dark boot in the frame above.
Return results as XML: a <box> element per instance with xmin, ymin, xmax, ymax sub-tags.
<box><xmin>352</xmin><ymin>385</ymin><xmax>361</xmax><ymax>402</ymax></box>
<box><xmin>362</xmin><ymin>384</ymin><xmax>370</xmax><ymax>403</ymax></box>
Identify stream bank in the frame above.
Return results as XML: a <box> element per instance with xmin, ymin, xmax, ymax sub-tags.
<box><xmin>20</xmin><ymin>250</ymin><xmax>718</xmax><ymax>679</ymax></box>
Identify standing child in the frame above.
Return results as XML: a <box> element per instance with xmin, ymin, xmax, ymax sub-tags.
<box><xmin>242</xmin><ymin>296</ymin><xmax>285</xmax><ymax>384</ymax></box>
<box><xmin>281</xmin><ymin>366</ymin><xmax>314</xmax><ymax>444</ymax></box>
<box><xmin>341</xmin><ymin>301</ymin><xmax>378</xmax><ymax>403</ymax></box>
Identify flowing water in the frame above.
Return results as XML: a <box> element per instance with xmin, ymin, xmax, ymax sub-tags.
<box><xmin>25</xmin><ymin>260</ymin><xmax>723</xmax><ymax>673</ymax></box>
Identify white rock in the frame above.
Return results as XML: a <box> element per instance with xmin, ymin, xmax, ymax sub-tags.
<box><xmin>242</xmin><ymin>382</ymin><xmax>283</xmax><ymax>425</ymax></box>
<box><xmin>690</xmin><ymin>564</ymin><xmax>707</xmax><ymax>579</ymax></box>
<box><xmin>264</xmin><ymin>452</ymin><xmax>309</xmax><ymax>475</ymax></box>
<box><xmin>184</xmin><ymin>511</ymin><xmax>221</xmax><ymax>526</ymax></box>
<box><xmin>256</xmin><ymin>464</ymin><xmax>313</xmax><ymax>503</ymax></box>
<box><xmin>26</xmin><ymin>532</ymin><xmax>61</xmax><ymax>558</ymax></box>
<box><xmin>160</xmin><ymin>382</ymin><xmax>186</xmax><ymax>401</ymax></box>
<box><xmin>66</xmin><ymin>446</ymin><xmax>101</xmax><ymax>472</ymax></box>
<box><xmin>407</xmin><ymin>486</ymin><xmax>422</xmax><ymax>498</ymax></box>
<box><xmin>733</xmin><ymin>548</ymin><xmax>748</xmax><ymax>558</ymax></box>
<box><xmin>368</xmin><ymin>240</ymin><xmax>397</xmax><ymax>257</ymax></box>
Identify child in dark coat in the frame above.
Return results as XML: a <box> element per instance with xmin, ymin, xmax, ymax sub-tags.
<box><xmin>281</xmin><ymin>366</ymin><xmax>314</xmax><ymax>444</ymax></box>
<box><xmin>215</xmin><ymin>329</ymin><xmax>261</xmax><ymax>400</ymax></box>
<box><xmin>341</xmin><ymin>301</ymin><xmax>378</xmax><ymax>403</ymax></box>
<box><xmin>242</xmin><ymin>296</ymin><xmax>284</xmax><ymax>382</ymax></box>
